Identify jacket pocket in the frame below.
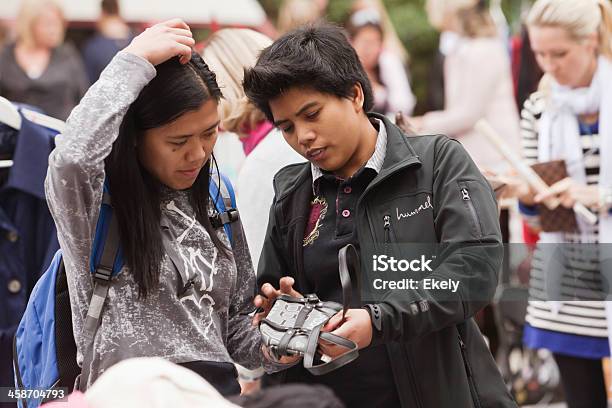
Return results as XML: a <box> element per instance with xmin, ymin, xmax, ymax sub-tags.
<box><xmin>458</xmin><ymin>331</ymin><xmax>483</xmax><ymax>408</ymax></box>
<box><xmin>458</xmin><ymin>182</ymin><xmax>483</xmax><ymax>239</ymax></box>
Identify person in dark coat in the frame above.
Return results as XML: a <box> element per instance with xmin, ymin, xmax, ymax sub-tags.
<box><xmin>244</xmin><ymin>24</ymin><xmax>517</xmax><ymax>408</ymax></box>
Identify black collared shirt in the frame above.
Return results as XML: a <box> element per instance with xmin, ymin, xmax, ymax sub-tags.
<box><xmin>298</xmin><ymin>165</ymin><xmax>400</xmax><ymax>407</ymax></box>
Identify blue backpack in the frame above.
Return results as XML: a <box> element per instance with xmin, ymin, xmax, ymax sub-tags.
<box><xmin>12</xmin><ymin>174</ymin><xmax>238</xmax><ymax>408</ymax></box>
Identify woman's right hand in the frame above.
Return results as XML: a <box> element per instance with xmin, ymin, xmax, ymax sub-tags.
<box><xmin>516</xmin><ymin>180</ymin><xmax>539</xmax><ymax>206</ymax></box>
<box><xmin>123</xmin><ymin>19</ymin><xmax>195</xmax><ymax>66</ymax></box>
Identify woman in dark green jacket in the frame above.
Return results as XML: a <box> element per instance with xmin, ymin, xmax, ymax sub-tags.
<box><xmin>244</xmin><ymin>24</ymin><xmax>517</xmax><ymax>408</ymax></box>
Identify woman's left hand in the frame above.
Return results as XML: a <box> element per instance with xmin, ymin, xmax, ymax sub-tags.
<box><xmin>535</xmin><ymin>177</ymin><xmax>600</xmax><ymax>209</ymax></box>
<box><xmin>252</xmin><ymin>277</ymin><xmax>302</xmax><ymax>326</ymax></box>
<box><xmin>318</xmin><ymin>309</ymin><xmax>372</xmax><ymax>358</ymax></box>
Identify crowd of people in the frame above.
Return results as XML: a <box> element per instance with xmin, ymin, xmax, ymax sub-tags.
<box><xmin>1</xmin><ymin>0</ymin><xmax>612</xmax><ymax>407</ymax></box>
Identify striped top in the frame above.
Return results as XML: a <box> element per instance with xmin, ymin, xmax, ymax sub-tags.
<box><xmin>520</xmin><ymin>91</ymin><xmax>607</xmax><ymax>338</ymax></box>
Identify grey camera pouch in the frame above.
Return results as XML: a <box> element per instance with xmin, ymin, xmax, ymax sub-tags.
<box><xmin>259</xmin><ymin>244</ymin><xmax>361</xmax><ymax>375</ymax></box>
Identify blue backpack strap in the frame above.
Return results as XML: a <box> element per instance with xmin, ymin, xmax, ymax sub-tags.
<box><xmin>209</xmin><ymin>173</ymin><xmax>239</xmax><ymax>245</ymax></box>
<box><xmin>219</xmin><ymin>172</ymin><xmax>236</xmax><ymax>208</ymax></box>
<box><xmin>209</xmin><ymin>176</ymin><xmax>226</xmax><ymax>214</ymax></box>
<box><xmin>90</xmin><ymin>184</ymin><xmax>123</xmax><ymax>275</ymax></box>
<box><xmin>79</xmin><ymin>184</ymin><xmax>122</xmax><ymax>391</ymax></box>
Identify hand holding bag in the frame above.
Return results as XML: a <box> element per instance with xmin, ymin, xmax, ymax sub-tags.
<box><xmin>259</xmin><ymin>244</ymin><xmax>361</xmax><ymax>375</ymax></box>
<box><xmin>530</xmin><ymin>159</ymin><xmax>578</xmax><ymax>232</ymax></box>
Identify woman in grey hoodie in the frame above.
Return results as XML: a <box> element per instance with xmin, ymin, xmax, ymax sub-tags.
<box><xmin>44</xmin><ymin>19</ymin><xmax>283</xmax><ymax>395</ymax></box>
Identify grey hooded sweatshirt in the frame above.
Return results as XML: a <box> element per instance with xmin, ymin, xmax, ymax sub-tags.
<box><xmin>45</xmin><ymin>51</ymin><xmax>268</xmax><ymax>387</ymax></box>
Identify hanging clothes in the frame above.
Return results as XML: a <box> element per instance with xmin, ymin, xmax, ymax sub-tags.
<box><xmin>0</xmin><ymin>112</ymin><xmax>60</xmax><ymax>388</ymax></box>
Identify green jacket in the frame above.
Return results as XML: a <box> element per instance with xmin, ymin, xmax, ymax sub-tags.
<box><xmin>258</xmin><ymin>113</ymin><xmax>517</xmax><ymax>407</ymax></box>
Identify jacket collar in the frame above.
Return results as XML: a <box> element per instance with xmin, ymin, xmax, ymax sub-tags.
<box><xmin>369</xmin><ymin>112</ymin><xmax>422</xmax><ymax>177</ymax></box>
<box><xmin>273</xmin><ymin>112</ymin><xmax>422</xmax><ymax>201</ymax></box>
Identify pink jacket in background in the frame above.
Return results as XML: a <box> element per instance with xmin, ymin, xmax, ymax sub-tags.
<box><xmin>421</xmin><ymin>37</ymin><xmax>520</xmax><ymax>173</ymax></box>
<box><xmin>241</xmin><ymin>121</ymin><xmax>274</xmax><ymax>156</ymax></box>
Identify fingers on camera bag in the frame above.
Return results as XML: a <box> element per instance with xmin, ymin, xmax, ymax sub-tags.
<box><xmin>259</xmin><ymin>244</ymin><xmax>361</xmax><ymax>375</ymax></box>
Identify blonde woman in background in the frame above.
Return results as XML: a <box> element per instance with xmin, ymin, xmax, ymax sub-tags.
<box><xmin>203</xmin><ymin>30</ymin><xmax>275</xmax><ymax>184</ymax></box>
<box><xmin>203</xmin><ymin>28</ymin><xmax>304</xmax><ymax>270</ymax></box>
<box><xmin>415</xmin><ymin>0</ymin><xmax>520</xmax><ymax>174</ymax></box>
<box><xmin>514</xmin><ymin>1</ymin><xmax>612</xmax><ymax>407</ymax></box>
<box><xmin>204</xmin><ymin>29</ymin><xmax>276</xmax><ymax>155</ymax></box>
<box><xmin>0</xmin><ymin>0</ymin><xmax>88</xmax><ymax>120</ymax></box>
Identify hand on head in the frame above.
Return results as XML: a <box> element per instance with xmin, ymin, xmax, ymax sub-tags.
<box><xmin>124</xmin><ymin>19</ymin><xmax>195</xmax><ymax>66</ymax></box>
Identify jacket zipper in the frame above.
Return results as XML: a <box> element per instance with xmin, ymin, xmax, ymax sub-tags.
<box><xmin>383</xmin><ymin>215</ymin><xmax>391</xmax><ymax>243</ymax></box>
<box><xmin>383</xmin><ymin>216</ymin><xmax>424</xmax><ymax>408</ymax></box>
<box><xmin>458</xmin><ymin>335</ymin><xmax>483</xmax><ymax>408</ymax></box>
<box><xmin>460</xmin><ymin>186</ymin><xmax>483</xmax><ymax>238</ymax></box>
<box><xmin>383</xmin><ymin>214</ymin><xmax>399</xmax><ymax>244</ymax></box>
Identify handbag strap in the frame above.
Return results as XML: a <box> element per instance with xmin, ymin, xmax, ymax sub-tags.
<box><xmin>338</xmin><ymin>244</ymin><xmax>361</xmax><ymax>320</ymax></box>
<box><xmin>302</xmin><ymin>245</ymin><xmax>360</xmax><ymax>375</ymax></box>
<box><xmin>276</xmin><ymin>299</ymin><xmax>318</xmax><ymax>356</ymax></box>
<box><xmin>303</xmin><ymin>325</ymin><xmax>359</xmax><ymax>376</ymax></box>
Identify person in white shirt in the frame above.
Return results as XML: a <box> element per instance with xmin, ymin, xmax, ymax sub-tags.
<box><xmin>203</xmin><ymin>29</ymin><xmax>305</xmax><ymax>270</ymax></box>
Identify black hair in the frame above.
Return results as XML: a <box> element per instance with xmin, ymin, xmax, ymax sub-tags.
<box><xmin>243</xmin><ymin>23</ymin><xmax>374</xmax><ymax>122</ymax></box>
<box><xmin>105</xmin><ymin>52</ymin><xmax>225</xmax><ymax>298</ymax></box>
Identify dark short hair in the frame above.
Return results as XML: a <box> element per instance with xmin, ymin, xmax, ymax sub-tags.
<box><xmin>243</xmin><ymin>23</ymin><xmax>374</xmax><ymax>122</ymax></box>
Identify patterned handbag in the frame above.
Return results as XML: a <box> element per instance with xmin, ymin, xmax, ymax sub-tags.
<box><xmin>259</xmin><ymin>244</ymin><xmax>361</xmax><ymax>375</ymax></box>
<box><xmin>530</xmin><ymin>160</ymin><xmax>578</xmax><ymax>233</ymax></box>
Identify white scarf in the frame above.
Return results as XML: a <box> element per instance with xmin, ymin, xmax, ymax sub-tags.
<box><xmin>537</xmin><ymin>56</ymin><xmax>612</xmax><ymax>244</ymax></box>
<box><xmin>536</xmin><ymin>57</ymin><xmax>612</xmax><ymax>354</ymax></box>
